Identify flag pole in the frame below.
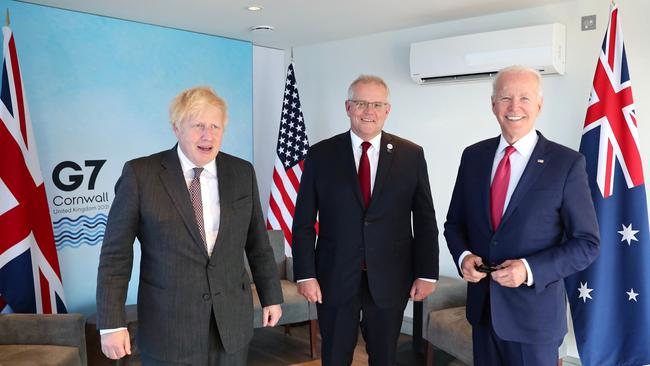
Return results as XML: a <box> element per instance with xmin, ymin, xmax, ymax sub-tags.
<box><xmin>290</xmin><ymin>47</ymin><xmax>294</xmax><ymax>63</ymax></box>
<box><xmin>5</xmin><ymin>9</ymin><xmax>10</xmax><ymax>26</ymax></box>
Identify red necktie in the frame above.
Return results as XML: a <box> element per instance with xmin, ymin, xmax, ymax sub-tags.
<box><xmin>490</xmin><ymin>145</ymin><xmax>516</xmax><ymax>231</ymax></box>
<box><xmin>358</xmin><ymin>141</ymin><xmax>371</xmax><ymax>208</ymax></box>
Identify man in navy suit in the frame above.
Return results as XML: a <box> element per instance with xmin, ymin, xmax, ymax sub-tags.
<box><xmin>444</xmin><ymin>66</ymin><xmax>600</xmax><ymax>365</ymax></box>
<box><xmin>292</xmin><ymin>75</ymin><xmax>439</xmax><ymax>365</ymax></box>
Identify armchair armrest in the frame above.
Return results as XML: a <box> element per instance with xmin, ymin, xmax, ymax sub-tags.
<box><xmin>422</xmin><ymin>276</ymin><xmax>466</xmax><ymax>336</ymax></box>
<box><xmin>0</xmin><ymin>313</ymin><xmax>87</xmax><ymax>365</ymax></box>
<box><xmin>286</xmin><ymin>256</ymin><xmax>294</xmax><ymax>282</ymax></box>
<box><xmin>423</xmin><ymin>276</ymin><xmax>467</xmax><ymax>313</ymax></box>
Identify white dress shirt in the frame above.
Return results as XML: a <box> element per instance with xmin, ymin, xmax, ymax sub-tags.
<box><xmin>350</xmin><ymin>131</ymin><xmax>381</xmax><ymax>194</ymax></box>
<box><xmin>459</xmin><ymin>129</ymin><xmax>538</xmax><ymax>286</ymax></box>
<box><xmin>177</xmin><ymin>147</ymin><xmax>220</xmax><ymax>257</ymax></box>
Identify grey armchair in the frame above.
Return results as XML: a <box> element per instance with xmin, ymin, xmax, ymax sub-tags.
<box><xmin>248</xmin><ymin>230</ymin><xmax>319</xmax><ymax>358</ymax></box>
<box><xmin>0</xmin><ymin>313</ymin><xmax>87</xmax><ymax>366</ymax></box>
<box><xmin>421</xmin><ymin>275</ymin><xmax>471</xmax><ymax>366</ymax></box>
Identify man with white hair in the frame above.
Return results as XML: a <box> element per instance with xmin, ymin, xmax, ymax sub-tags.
<box><xmin>444</xmin><ymin>66</ymin><xmax>600</xmax><ymax>365</ymax></box>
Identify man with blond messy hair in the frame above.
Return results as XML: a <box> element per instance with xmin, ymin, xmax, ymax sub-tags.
<box><xmin>97</xmin><ymin>86</ymin><xmax>283</xmax><ymax>365</ymax></box>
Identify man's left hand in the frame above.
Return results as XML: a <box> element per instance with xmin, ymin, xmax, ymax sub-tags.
<box><xmin>262</xmin><ymin>304</ymin><xmax>282</xmax><ymax>327</ymax></box>
<box><xmin>491</xmin><ymin>259</ymin><xmax>527</xmax><ymax>288</ymax></box>
<box><xmin>409</xmin><ymin>279</ymin><xmax>438</xmax><ymax>301</ymax></box>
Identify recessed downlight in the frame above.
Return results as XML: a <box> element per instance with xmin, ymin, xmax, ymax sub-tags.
<box><xmin>247</xmin><ymin>5</ymin><xmax>263</xmax><ymax>11</ymax></box>
<box><xmin>249</xmin><ymin>25</ymin><xmax>274</xmax><ymax>32</ymax></box>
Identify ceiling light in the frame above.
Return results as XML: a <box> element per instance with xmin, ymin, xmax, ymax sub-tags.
<box><xmin>249</xmin><ymin>25</ymin><xmax>274</xmax><ymax>32</ymax></box>
<box><xmin>247</xmin><ymin>6</ymin><xmax>263</xmax><ymax>11</ymax></box>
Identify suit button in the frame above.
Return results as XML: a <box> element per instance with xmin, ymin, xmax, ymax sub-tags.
<box><xmin>364</xmin><ymin>221</ymin><xmax>369</xmax><ymax>226</ymax></box>
<box><xmin>207</xmin><ymin>263</ymin><xmax>216</xmax><ymax>269</ymax></box>
<box><xmin>492</xmin><ymin>241</ymin><xmax>498</xmax><ymax>246</ymax></box>
<box><xmin>202</xmin><ymin>293</ymin><xmax>211</xmax><ymax>300</ymax></box>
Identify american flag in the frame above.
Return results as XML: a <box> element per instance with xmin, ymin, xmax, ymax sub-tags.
<box><xmin>266</xmin><ymin>63</ymin><xmax>310</xmax><ymax>257</ymax></box>
<box><xmin>0</xmin><ymin>26</ymin><xmax>67</xmax><ymax>314</ymax></box>
<box><xmin>565</xmin><ymin>5</ymin><xmax>650</xmax><ymax>365</ymax></box>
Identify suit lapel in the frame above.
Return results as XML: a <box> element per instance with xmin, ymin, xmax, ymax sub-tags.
<box><xmin>368</xmin><ymin>133</ymin><xmax>395</xmax><ymax>209</ymax></box>
<box><xmin>480</xmin><ymin>138</ymin><xmax>501</xmax><ymax>231</ymax></box>
<box><xmin>499</xmin><ymin>132</ymin><xmax>549</xmax><ymax>229</ymax></box>
<box><xmin>159</xmin><ymin>147</ymin><xmax>209</xmax><ymax>257</ymax></box>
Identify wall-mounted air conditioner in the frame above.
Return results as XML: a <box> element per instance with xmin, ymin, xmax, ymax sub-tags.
<box><xmin>409</xmin><ymin>23</ymin><xmax>566</xmax><ymax>84</ymax></box>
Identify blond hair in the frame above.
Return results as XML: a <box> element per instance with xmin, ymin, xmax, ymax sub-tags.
<box><xmin>169</xmin><ymin>86</ymin><xmax>228</xmax><ymax>129</ymax></box>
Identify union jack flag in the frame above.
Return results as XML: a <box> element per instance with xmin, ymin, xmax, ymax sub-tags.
<box><xmin>266</xmin><ymin>63</ymin><xmax>311</xmax><ymax>257</ymax></box>
<box><xmin>565</xmin><ymin>5</ymin><xmax>650</xmax><ymax>365</ymax></box>
<box><xmin>0</xmin><ymin>26</ymin><xmax>67</xmax><ymax>314</ymax></box>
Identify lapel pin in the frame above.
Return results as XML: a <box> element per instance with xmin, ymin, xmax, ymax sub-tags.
<box><xmin>386</xmin><ymin>143</ymin><xmax>393</xmax><ymax>153</ymax></box>
<box><xmin>537</xmin><ymin>159</ymin><xmax>544</xmax><ymax>164</ymax></box>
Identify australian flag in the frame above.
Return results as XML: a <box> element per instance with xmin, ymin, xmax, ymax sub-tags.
<box><xmin>565</xmin><ymin>5</ymin><xmax>650</xmax><ymax>366</ymax></box>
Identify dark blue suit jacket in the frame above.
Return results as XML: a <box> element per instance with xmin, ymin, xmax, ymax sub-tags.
<box><xmin>444</xmin><ymin>131</ymin><xmax>599</xmax><ymax>344</ymax></box>
<box><xmin>292</xmin><ymin>131</ymin><xmax>439</xmax><ymax>308</ymax></box>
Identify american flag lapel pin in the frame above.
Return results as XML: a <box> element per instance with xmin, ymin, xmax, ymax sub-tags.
<box><xmin>537</xmin><ymin>159</ymin><xmax>544</xmax><ymax>164</ymax></box>
<box><xmin>386</xmin><ymin>143</ymin><xmax>393</xmax><ymax>153</ymax></box>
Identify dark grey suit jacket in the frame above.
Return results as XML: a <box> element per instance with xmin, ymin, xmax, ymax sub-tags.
<box><xmin>96</xmin><ymin>147</ymin><xmax>283</xmax><ymax>363</ymax></box>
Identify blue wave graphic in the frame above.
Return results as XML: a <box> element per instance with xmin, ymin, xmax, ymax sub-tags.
<box><xmin>53</xmin><ymin>214</ymin><xmax>107</xmax><ymax>225</ymax></box>
<box><xmin>53</xmin><ymin>214</ymin><xmax>108</xmax><ymax>249</ymax></box>
<box><xmin>56</xmin><ymin>236</ymin><xmax>104</xmax><ymax>249</ymax></box>
<box><xmin>55</xmin><ymin>220</ymin><xmax>106</xmax><ymax>231</ymax></box>
<box><xmin>55</xmin><ymin>230</ymin><xmax>105</xmax><ymax>242</ymax></box>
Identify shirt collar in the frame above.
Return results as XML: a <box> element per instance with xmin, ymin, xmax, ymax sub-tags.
<box><xmin>176</xmin><ymin>145</ymin><xmax>217</xmax><ymax>178</ymax></box>
<box><xmin>350</xmin><ymin>130</ymin><xmax>382</xmax><ymax>150</ymax></box>
<box><xmin>497</xmin><ymin>129</ymin><xmax>538</xmax><ymax>157</ymax></box>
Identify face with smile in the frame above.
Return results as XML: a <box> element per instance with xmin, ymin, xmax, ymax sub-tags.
<box><xmin>491</xmin><ymin>69</ymin><xmax>543</xmax><ymax>144</ymax></box>
<box><xmin>346</xmin><ymin>81</ymin><xmax>391</xmax><ymax>141</ymax></box>
<box><xmin>173</xmin><ymin>104</ymin><xmax>224</xmax><ymax>167</ymax></box>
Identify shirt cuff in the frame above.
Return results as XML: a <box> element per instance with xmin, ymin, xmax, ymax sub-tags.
<box><xmin>100</xmin><ymin>327</ymin><xmax>128</xmax><ymax>335</ymax></box>
<box><xmin>520</xmin><ymin>258</ymin><xmax>534</xmax><ymax>286</ymax></box>
<box><xmin>417</xmin><ymin>278</ymin><xmax>437</xmax><ymax>283</ymax></box>
<box><xmin>459</xmin><ymin>250</ymin><xmax>472</xmax><ymax>271</ymax></box>
<box><xmin>297</xmin><ymin>278</ymin><xmax>315</xmax><ymax>283</ymax></box>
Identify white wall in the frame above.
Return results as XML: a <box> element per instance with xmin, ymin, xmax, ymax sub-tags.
<box><xmin>252</xmin><ymin>45</ymin><xmax>285</xmax><ymax>218</ymax></box>
<box><xmin>278</xmin><ymin>0</ymin><xmax>649</xmax><ymax>360</ymax></box>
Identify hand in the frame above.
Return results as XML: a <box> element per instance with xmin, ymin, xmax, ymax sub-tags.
<box><xmin>297</xmin><ymin>279</ymin><xmax>322</xmax><ymax>303</ymax></box>
<box><xmin>461</xmin><ymin>254</ymin><xmax>488</xmax><ymax>283</ymax></box>
<box><xmin>100</xmin><ymin>329</ymin><xmax>131</xmax><ymax>360</ymax></box>
<box><xmin>409</xmin><ymin>279</ymin><xmax>438</xmax><ymax>301</ymax></box>
<box><xmin>491</xmin><ymin>259</ymin><xmax>527</xmax><ymax>288</ymax></box>
<box><xmin>262</xmin><ymin>304</ymin><xmax>282</xmax><ymax>327</ymax></box>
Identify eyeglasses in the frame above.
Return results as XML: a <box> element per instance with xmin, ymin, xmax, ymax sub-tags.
<box><xmin>348</xmin><ymin>100</ymin><xmax>389</xmax><ymax>111</ymax></box>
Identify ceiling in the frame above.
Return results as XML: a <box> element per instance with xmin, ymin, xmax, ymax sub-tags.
<box><xmin>21</xmin><ymin>0</ymin><xmax>573</xmax><ymax>49</ymax></box>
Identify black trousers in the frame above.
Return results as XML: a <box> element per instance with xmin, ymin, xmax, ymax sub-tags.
<box><xmin>317</xmin><ymin>272</ymin><xmax>409</xmax><ymax>366</ymax></box>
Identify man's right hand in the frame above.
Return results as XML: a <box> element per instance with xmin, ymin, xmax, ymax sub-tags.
<box><xmin>101</xmin><ymin>329</ymin><xmax>131</xmax><ymax>360</ymax></box>
<box><xmin>461</xmin><ymin>254</ymin><xmax>488</xmax><ymax>283</ymax></box>
<box><xmin>297</xmin><ymin>279</ymin><xmax>322</xmax><ymax>303</ymax></box>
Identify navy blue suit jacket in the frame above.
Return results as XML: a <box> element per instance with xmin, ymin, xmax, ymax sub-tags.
<box><xmin>444</xmin><ymin>131</ymin><xmax>599</xmax><ymax>344</ymax></box>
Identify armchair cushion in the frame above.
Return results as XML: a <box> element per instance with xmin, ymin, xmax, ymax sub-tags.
<box><xmin>0</xmin><ymin>344</ymin><xmax>81</xmax><ymax>366</ymax></box>
<box><xmin>426</xmin><ymin>306</ymin><xmax>472</xmax><ymax>365</ymax></box>
<box><xmin>0</xmin><ymin>313</ymin><xmax>87</xmax><ymax>366</ymax></box>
